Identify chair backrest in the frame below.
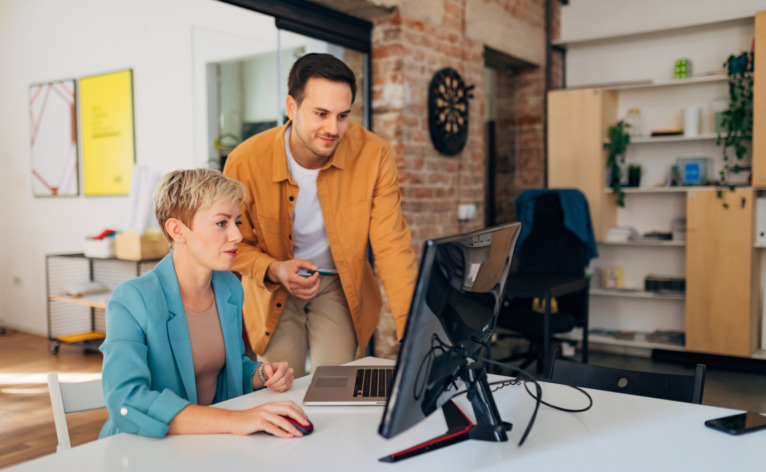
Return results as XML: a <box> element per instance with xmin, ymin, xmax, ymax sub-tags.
<box><xmin>511</xmin><ymin>191</ymin><xmax>591</xmax><ymax>319</ymax></box>
<box><xmin>47</xmin><ymin>373</ymin><xmax>105</xmax><ymax>452</ymax></box>
<box><xmin>517</xmin><ymin>192</ymin><xmax>589</xmax><ymax>277</ymax></box>
<box><xmin>547</xmin><ymin>354</ymin><xmax>706</xmax><ymax>404</ymax></box>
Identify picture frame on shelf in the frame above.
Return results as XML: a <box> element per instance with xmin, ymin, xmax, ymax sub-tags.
<box><xmin>676</xmin><ymin>157</ymin><xmax>711</xmax><ymax>186</ymax></box>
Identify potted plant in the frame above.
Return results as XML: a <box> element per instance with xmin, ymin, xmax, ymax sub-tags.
<box><xmin>716</xmin><ymin>51</ymin><xmax>753</xmax><ymax>207</ymax></box>
<box><xmin>627</xmin><ymin>164</ymin><xmax>642</xmax><ymax>188</ymax></box>
<box><xmin>604</xmin><ymin>120</ymin><xmax>631</xmax><ymax>207</ymax></box>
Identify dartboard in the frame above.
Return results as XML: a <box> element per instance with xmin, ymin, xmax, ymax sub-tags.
<box><xmin>428</xmin><ymin>67</ymin><xmax>470</xmax><ymax>156</ymax></box>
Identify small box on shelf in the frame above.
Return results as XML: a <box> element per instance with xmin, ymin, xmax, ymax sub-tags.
<box><xmin>83</xmin><ymin>237</ymin><xmax>115</xmax><ymax>259</ymax></box>
<box><xmin>115</xmin><ymin>233</ymin><xmax>168</xmax><ymax>261</ymax></box>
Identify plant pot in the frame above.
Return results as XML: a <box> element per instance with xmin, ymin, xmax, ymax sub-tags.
<box><xmin>628</xmin><ymin>173</ymin><xmax>641</xmax><ymax>188</ymax></box>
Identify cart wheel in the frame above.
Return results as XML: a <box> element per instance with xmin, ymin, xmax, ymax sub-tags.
<box><xmin>49</xmin><ymin>342</ymin><xmax>60</xmax><ymax>355</ymax></box>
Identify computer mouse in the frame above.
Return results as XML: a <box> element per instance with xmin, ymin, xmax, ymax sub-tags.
<box><xmin>280</xmin><ymin>415</ymin><xmax>314</xmax><ymax>436</ymax></box>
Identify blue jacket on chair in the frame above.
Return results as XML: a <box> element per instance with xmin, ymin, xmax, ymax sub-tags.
<box><xmin>515</xmin><ymin>188</ymin><xmax>598</xmax><ymax>261</ymax></box>
<box><xmin>99</xmin><ymin>254</ymin><xmax>259</xmax><ymax>438</ymax></box>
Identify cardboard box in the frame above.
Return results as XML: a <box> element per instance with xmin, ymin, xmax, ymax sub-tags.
<box><xmin>115</xmin><ymin>233</ymin><xmax>169</xmax><ymax>261</ymax></box>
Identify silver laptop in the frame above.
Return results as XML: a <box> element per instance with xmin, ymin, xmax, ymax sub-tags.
<box><xmin>303</xmin><ymin>365</ymin><xmax>394</xmax><ymax>405</ymax></box>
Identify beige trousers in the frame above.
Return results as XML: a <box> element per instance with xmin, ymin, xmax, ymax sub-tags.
<box><xmin>261</xmin><ymin>275</ymin><xmax>357</xmax><ymax>377</ymax></box>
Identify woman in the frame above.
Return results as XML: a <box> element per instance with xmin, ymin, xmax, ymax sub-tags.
<box><xmin>100</xmin><ymin>169</ymin><xmax>309</xmax><ymax>438</ymax></box>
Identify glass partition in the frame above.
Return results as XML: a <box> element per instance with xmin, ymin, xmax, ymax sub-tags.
<box><xmin>193</xmin><ymin>23</ymin><xmax>369</xmax><ymax>170</ymax></box>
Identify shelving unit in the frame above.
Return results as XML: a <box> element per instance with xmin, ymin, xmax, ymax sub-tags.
<box><xmin>46</xmin><ymin>254</ymin><xmax>159</xmax><ymax>354</ymax></box>
<box><xmin>548</xmin><ymin>10</ymin><xmax>765</xmax><ymax>357</ymax></box>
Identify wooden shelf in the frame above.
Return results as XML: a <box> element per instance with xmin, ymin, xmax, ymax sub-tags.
<box><xmin>49</xmin><ymin>293</ymin><xmax>110</xmax><ymax>310</ymax></box>
<box><xmin>590</xmin><ymin>288</ymin><xmax>684</xmax><ymax>300</ymax></box>
<box><xmin>598</xmin><ymin>240</ymin><xmax>685</xmax><ymax>247</ymax></box>
<box><xmin>553</xmin><ymin>14</ymin><xmax>752</xmax><ymax>47</ymax></box>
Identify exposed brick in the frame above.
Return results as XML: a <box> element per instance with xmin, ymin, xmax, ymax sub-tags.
<box><xmin>369</xmin><ymin>0</ymin><xmax>557</xmax><ymax>356</ymax></box>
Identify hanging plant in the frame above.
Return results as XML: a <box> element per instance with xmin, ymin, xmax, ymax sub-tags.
<box><xmin>716</xmin><ymin>51</ymin><xmax>753</xmax><ymax>207</ymax></box>
<box><xmin>604</xmin><ymin>120</ymin><xmax>631</xmax><ymax>207</ymax></box>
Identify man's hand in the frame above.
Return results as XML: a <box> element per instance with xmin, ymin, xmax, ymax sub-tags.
<box><xmin>266</xmin><ymin>259</ymin><xmax>320</xmax><ymax>299</ymax></box>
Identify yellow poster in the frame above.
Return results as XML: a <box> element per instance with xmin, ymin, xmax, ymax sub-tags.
<box><xmin>80</xmin><ymin>69</ymin><xmax>135</xmax><ymax>195</ymax></box>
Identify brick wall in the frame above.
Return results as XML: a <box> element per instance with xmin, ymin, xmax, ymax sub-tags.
<box><xmin>366</xmin><ymin>0</ymin><xmax>559</xmax><ymax>358</ymax></box>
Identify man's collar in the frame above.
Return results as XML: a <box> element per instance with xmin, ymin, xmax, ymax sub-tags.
<box><xmin>272</xmin><ymin>121</ymin><xmax>346</xmax><ymax>182</ymax></box>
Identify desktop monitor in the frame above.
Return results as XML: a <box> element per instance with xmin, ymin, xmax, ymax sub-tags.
<box><xmin>378</xmin><ymin>222</ymin><xmax>521</xmax><ymax>462</ymax></box>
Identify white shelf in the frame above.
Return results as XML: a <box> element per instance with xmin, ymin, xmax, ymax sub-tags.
<box><xmin>590</xmin><ymin>288</ymin><xmax>684</xmax><ymax>300</ymax></box>
<box><xmin>572</xmin><ymin>74</ymin><xmax>728</xmax><ymax>92</ymax></box>
<box><xmin>557</xmin><ymin>332</ymin><xmax>686</xmax><ymax>352</ymax></box>
<box><xmin>553</xmin><ymin>14</ymin><xmax>752</xmax><ymax>47</ymax></box>
<box><xmin>607</xmin><ymin>133</ymin><xmax>720</xmax><ymax>144</ymax></box>
<box><xmin>605</xmin><ymin>186</ymin><xmax>700</xmax><ymax>194</ymax></box>
<box><xmin>598</xmin><ymin>240</ymin><xmax>685</xmax><ymax>247</ymax></box>
<box><xmin>607</xmin><ymin>74</ymin><xmax>728</xmax><ymax>91</ymax></box>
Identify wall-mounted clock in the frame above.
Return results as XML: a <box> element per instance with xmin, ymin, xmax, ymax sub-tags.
<box><xmin>428</xmin><ymin>67</ymin><xmax>473</xmax><ymax>156</ymax></box>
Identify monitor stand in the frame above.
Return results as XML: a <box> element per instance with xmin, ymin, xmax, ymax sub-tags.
<box><xmin>379</xmin><ymin>367</ymin><xmax>512</xmax><ymax>463</ymax></box>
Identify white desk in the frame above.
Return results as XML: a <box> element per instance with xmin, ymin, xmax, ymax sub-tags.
<box><xmin>10</xmin><ymin>358</ymin><xmax>763</xmax><ymax>471</ymax></box>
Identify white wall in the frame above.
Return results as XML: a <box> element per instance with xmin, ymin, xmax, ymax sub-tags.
<box><xmin>560</xmin><ymin>0</ymin><xmax>766</xmax><ymax>42</ymax></box>
<box><xmin>0</xmin><ymin>0</ymin><xmax>278</xmax><ymax>335</ymax></box>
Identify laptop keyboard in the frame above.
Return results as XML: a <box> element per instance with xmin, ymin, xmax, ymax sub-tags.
<box><xmin>353</xmin><ymin>368</ymin><xmax>393</xmax><ymax>398</ymax></box>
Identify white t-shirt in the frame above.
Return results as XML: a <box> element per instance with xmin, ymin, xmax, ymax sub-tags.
<box><xmin>285</xmin><ymin>126</ymin><xmax>337</xmax><ymax>274</ymax></box>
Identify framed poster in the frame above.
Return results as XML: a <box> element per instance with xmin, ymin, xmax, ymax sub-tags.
<box><xmin>80</xmin><ymin>69</ymin><xmax>135</xmax><ymax>196</ymax></box>
<box><xmin>28</xmin><ymin>79</ymin><xmax>79</xmax><ymax>197</ymax></box>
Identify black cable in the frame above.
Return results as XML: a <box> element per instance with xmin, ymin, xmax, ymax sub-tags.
<box><xmin>523</xmin><ymin>380</ymin><xmax>593</xmax><ymax>413</ymax></box>
<box><xmin>449</xmin><ymin>355</ymin><xmax>594</xmax><ymax>446</ymax></box>
<box><xmin>470</xmin><ymin>356</ymin><xmax>542</xmax><ymax>446</ymax></box>
<box><xmin>421</xmin><ymin>335</ymin><xmax>592</xmax><ymax>446</ymax></box>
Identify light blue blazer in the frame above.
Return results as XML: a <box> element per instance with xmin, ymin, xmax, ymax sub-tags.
<box><xmin>99</xmin><ymin>254</ymin><xmax>259</xmax><ymax>438</ymax></box>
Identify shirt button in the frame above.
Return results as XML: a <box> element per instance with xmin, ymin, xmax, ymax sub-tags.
<box><xmin>276</xmin><ymin>303</ymin><xmax>282</xmax><ymax>308</ymax></box>
<box><xmin>120</xmin><ymin>407</ymin><xmax>128</xmax><ymax>416</ymax></box>
<box><xmin>265</xmin><ymin>332</ymin><xmax>270</xmax><ymax>336</ymax></box>
<box><xmin>289</xmin><ymin>196</ymin><xmax>294</xmax><ymax>202</ymax></box>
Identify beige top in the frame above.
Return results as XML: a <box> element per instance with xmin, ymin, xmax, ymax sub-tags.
<box><xmin>185</xmin><ymin>300</ymin><xmax>225</xmax><ymax>406</ymax></box>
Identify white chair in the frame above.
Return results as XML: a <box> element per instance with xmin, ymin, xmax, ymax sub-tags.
<box><xmin>47</xmin><ymin>373</ymin><xmax>105</xmax><ymax>452</ymax></box>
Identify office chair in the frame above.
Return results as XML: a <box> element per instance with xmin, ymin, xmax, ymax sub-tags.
<box><xmin>47</xmin><ymin>373</ymin><xmax>105</xmax><ymax>451</ymax></box>
<box><xmin>494</xmin><ymin>189</ymin><xmax>596</xmax><ymax>374</ymax></box>
<box><xmin>546</xmin><ymin>349</ymin><xmax>706</xmax><ymax>404</ymax></box>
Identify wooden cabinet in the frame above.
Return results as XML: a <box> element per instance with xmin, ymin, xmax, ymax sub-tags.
<box><xmin>548</xmin><ymin>88</ymin><xmax>617</xmax><ymax>241</ymax></box>
<box><xmin>753</xmin><ymin>10</ymin><xmax>766</xmax><ymax>185</ymax></box>
<box><xmin>685</xmin><ymin>188</ymin><xmax>759</xmax><ymax>356</ymax></box>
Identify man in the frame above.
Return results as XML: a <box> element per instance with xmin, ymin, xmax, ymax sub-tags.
<box><xmin>224</xmin><ymin>53</ymin><xmax>417</xmax><ymax>377</ymax></box>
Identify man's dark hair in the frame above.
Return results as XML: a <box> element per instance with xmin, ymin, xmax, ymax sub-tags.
<box><xmin>288</xmin><ymin>53</ymin><xmax>356</xmax><ymax>105</ymax></box>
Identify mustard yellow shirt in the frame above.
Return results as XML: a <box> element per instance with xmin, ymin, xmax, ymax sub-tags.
<box><xmin>223</xmin><ymin>121</ymin><xmax>417</xmax><ymax>355</ymax></box>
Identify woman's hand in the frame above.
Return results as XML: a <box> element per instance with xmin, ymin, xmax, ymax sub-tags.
<box><xmin>231</xmin><ymin>400</ymin><xmax>309</xmax><ymax>438</ymax></box>
<box><xmin>260</xmin><ymin>361</ymin><xmax>294</xmax><ymax>392</ymax></box>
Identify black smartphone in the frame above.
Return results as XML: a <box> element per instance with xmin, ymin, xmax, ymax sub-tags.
<box><xmin>704</xmin><ymin>412</ymin><xmax>766</xmax><ymax>435</ymax></box>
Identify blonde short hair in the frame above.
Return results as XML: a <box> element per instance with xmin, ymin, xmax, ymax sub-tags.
<box><xmin>153</xmin><ymin>168</ymin><xmax>246</xmax><ymax>245</ymax></box>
